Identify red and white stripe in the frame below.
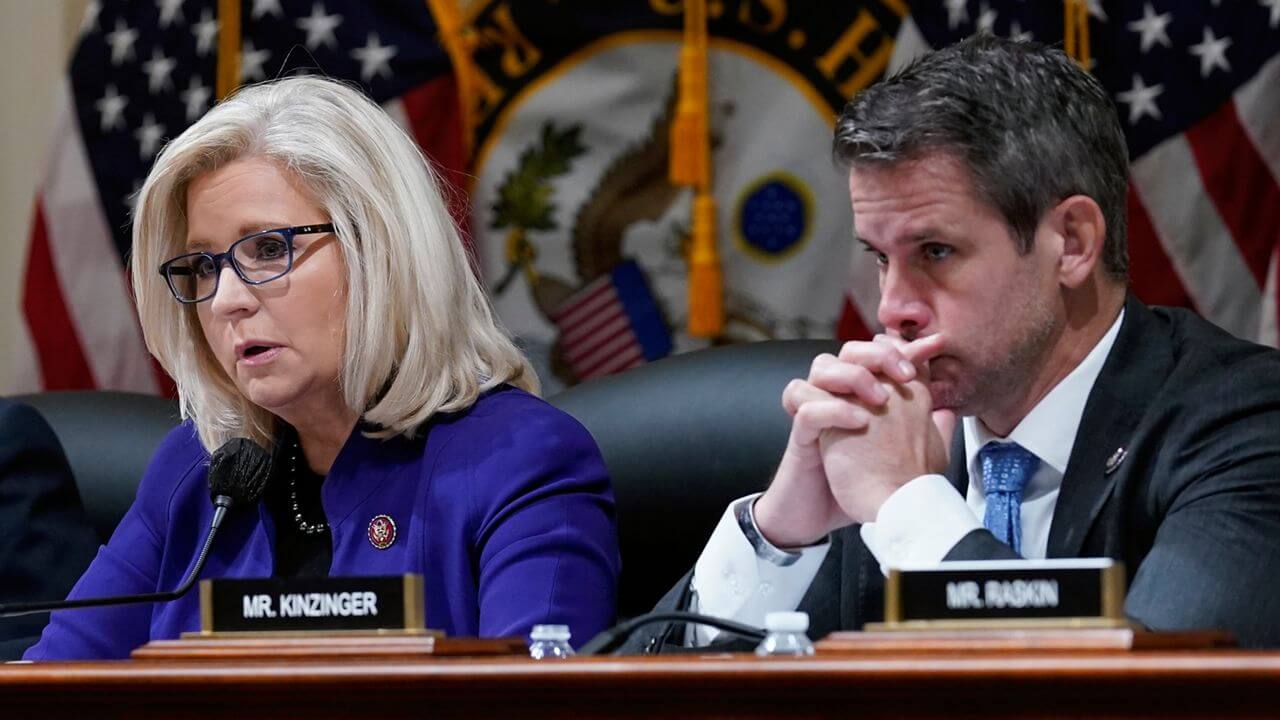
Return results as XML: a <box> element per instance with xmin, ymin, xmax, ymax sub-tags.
<box><xmin>552</xmin><ymin>275</ymin><xmax>645</xmax><ymax>380</ymax></box>
<box><xmin>1236</xmin><ymin>54</ymin><xmax>1280</xmax><ymax>345</ymax></box>
<box><xmin>383</xmin><ymin>76</ymin><xmax>472</xmax><ymax>239</ymax></box>
<box><xmin>16</xmin><ymin>82</ymin><xmax>158</xmax><ymax>393</ymax></box>
<box><xmin>1130</xmin><ymin>53</ymin><xmax>1280</xmax><ymax>344</ymax></box>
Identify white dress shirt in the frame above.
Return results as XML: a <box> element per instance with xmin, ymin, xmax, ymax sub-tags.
<box><xmin>688</xmin><ymin>311</ymin><xmax>1125</xmax><ymax>643</ymax></box>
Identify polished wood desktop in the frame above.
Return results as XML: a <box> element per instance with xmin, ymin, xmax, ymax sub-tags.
<box><xmin>3</xmin><ymin>634</ymin><xmax>1280</xmax><ymax>719</ymax></box>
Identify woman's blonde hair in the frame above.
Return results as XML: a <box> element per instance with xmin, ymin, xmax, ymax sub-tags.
<box><xmin>131</xmin><ymin>75</ymin><xmax>537</xmax><ymax>451</ymax></box>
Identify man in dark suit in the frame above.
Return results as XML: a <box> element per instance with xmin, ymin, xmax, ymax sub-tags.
<box><xmin>0</xmin><ymin>399</ymin><xmax>100</xmax><ymax>659</ymax></box>
<box><xmin>632</xmin><ymin>35</ymin><xmax>1280</xmax><ymax>651</ymax></box>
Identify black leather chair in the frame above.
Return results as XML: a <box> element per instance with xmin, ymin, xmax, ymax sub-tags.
<box><xmin>14</xmin><ymin>391</ymin><xmax>180</xmax><ymax>543</ymax></box>
<box><xmin>548</xmin><ymin>339</ymin><xmax>836</xmax><ymax>618</ymax></box>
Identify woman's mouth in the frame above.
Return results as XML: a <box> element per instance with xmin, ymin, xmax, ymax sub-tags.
<box><xmin>237</xmin><ymin>344</ymin><xmax>283</xmax><ymax>366</ymax></box>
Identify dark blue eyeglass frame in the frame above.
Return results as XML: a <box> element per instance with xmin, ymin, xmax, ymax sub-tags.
<box><xmin>158</xmin><ymin>223</ymin><xmax>335</xmax><ymax>304</ymax></box>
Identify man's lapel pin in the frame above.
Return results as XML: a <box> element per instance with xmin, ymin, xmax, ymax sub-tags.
<box><xmin>1104</xmin><ymin>447</ymin><xmax>1127</xmax><ymax>476</ymax></box>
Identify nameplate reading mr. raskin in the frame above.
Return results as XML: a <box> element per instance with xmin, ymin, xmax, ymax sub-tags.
<box><xmin>882</xmin><ymin>558</ymin><xmax>1125</xmax><ymax>629</ymax></box>
<box><xmin>199</xmin><ymin>575</ymin><xmax>424</xmax><ymax>634</ymax></box>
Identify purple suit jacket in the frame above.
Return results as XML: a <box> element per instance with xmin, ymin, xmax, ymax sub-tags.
<box><xmin>25</xmin><ymin>387</ymin><xmax>619</xmax><ymax>660</ymax></box>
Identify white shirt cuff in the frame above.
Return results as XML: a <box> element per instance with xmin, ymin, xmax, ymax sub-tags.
<box><xmin>687</xmin><ymin>493</ymin><xmax>830</xmax><ymax>645</ymax></box>
<box><xmin>859</xmin><ymin>474</ymin><xmax>981</xmax><ymax>575</ymax></box>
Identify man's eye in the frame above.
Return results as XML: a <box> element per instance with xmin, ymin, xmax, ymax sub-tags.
<box><xmin>923</xmin><ymin>243</ymin><xmax>954</xmax><ymax>261</ymax></box>
<box><xmin>863</xmin><ymin>246</ymin><xmax>888</xmax><ymax>266</ymax></box>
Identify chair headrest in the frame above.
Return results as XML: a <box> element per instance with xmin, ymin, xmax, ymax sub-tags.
<box><xmin>13</xmin><ymin>391</ymin><xmax>180</xmax><ymax>542</ymax></box>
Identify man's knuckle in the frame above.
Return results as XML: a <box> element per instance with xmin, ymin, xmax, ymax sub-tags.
<box><xmin>810</xmin><ymin>353</ymin><xmax>836</xmax><ymax>374</ymax></box>
<box><xmin>839</xmin><ymin>341</ymin><xmax>871</xmax><ymax>358</ymax></box>
<box><xmin>848</xmin><ymin>365</ymin><xmax>876</xmax><ymax>387</ymax></box>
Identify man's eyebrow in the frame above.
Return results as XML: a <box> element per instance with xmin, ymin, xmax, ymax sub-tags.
<box><xmin>855</xmin><ymin>232</ymin><xmax>944</xmax><ymax>251</ymax></box>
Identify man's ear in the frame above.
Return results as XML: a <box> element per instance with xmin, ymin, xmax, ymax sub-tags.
<box><xmin>1045</xmin><ymin>195</ymin><xmax>1106</xmax><ymax>289</ymax></box>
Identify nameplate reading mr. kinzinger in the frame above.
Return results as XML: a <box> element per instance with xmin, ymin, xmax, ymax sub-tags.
<box><xmin>199</xmin><ymin>575</ymin><xmax>425</xmax><ymax>634</ymax></box>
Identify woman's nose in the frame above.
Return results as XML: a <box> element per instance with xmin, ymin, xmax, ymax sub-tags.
<box><xmin>207</xmin><ymin>265</ymin><xmax>259</xmax><ymax>317</ymax></box>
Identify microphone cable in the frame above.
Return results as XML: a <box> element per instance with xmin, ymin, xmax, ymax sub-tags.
<box><xmin>579</xmin><ymin>611</ymin><xmax>766</xmax><ymax>655</ymax></box>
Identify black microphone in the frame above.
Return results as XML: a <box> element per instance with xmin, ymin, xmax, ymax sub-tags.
<box><xmin>0</xmin><ymin>438</ymin><xmax>271</xmax><ymax>618</ymax></box>
<box><xmin>579</xmin><ymin>611</ymin><xmax>767</xmax><ymax>655</ymax></box>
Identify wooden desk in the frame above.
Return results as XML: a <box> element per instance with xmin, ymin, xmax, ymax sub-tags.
<box><xmin>4</xmin><ymin>649</ymin><xmax>1280</xmax><ymax>719</ymax></box>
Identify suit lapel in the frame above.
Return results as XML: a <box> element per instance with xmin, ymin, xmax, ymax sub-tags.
<box><xmin>1047</xmin><ymin>295</ymin><xmax>1172</xmax><ymax>557</ymax></box>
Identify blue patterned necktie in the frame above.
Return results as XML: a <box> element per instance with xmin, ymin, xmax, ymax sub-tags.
<box><xmin>979</xmin><ymin>442</ymin><xmax>1040</xmax><ymax>556</ymax></box>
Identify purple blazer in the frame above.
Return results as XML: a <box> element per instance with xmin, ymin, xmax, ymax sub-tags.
<box><xmin>25</xmin><ymin>387</ymin><xmax>619</xmax><ymax>660</ymax></box>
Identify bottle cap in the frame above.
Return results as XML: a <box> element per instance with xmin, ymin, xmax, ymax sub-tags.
<box><xmin>530</xmin><ymin>624</ymin><xmax>572</xmax><ymax>641</ymax></box>
<box><xmin>763</xmin><ymin>611</ymin><xmax>809</xmax><ymax>633</ymax></box>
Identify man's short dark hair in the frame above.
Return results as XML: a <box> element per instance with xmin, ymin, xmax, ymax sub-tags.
<box><xmin>835</xmin><ymin>34</ymin><xmax>1130</xmax><ymax>281</ymax></box>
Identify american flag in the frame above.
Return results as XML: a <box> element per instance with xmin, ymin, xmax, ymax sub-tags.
<box><xmin>551</xmin><ymin>260</ymin><xmax>673</xmax><ymax>381</ymax></box>
<box><xmin>12</xmin><ymin>0</ymin><xmax>466</xmax><ymax>393</ymax></box>
<box><xmin>838</xmin><ymin>0</ymin><xmax>1280</xmax><ymax>344</ymax></box>
<box><xmin>20</xmin><ymin>2</ymin><xmax>1280</xmax><ymax>394</ymax></box>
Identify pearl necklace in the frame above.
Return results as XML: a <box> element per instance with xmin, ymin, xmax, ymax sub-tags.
<box><xmin>288</xmin><ymin>439</ymin><xmax>329</xmax><ymax>536</ymax></box>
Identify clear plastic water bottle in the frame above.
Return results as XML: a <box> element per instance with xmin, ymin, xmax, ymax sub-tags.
<box><xmin>528</xmin><ymin>624</ymin><xmax>575</xmax><ymax>659</ymax></box>
<box><xmin>754</xmin><ymin>611</ymin><xmax>816</xmax><ymax>657</ymax></box>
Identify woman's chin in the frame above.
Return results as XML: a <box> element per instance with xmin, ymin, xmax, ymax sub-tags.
<box><xmin>236</xmin><ymin>380</ymin><xmax>303</xmax><ymax>417</ymax></box>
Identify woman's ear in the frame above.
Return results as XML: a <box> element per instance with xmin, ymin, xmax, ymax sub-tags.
<box><xmin>1045</xmin><ymin>194</ymin><xmax>1107</xmax><ymax>289</ymax></box>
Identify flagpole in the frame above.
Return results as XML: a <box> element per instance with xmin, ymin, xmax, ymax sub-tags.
<box><xmin>216</xmin><ymin>0</ymin><xmax>241</xmax><ymax>99</ymax></box>
<box><xmin>1063</xmin><ymin>0</ymin><xmax>1091</xmax><ymax>70</ymax></box>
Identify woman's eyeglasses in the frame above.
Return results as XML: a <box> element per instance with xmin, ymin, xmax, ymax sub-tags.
<box><xmin>158</xmin><ymin>224</ymin><xmax>335</xmax><ymax>304</ymax></box>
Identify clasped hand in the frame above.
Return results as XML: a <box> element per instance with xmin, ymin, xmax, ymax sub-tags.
<box><xmin>752</xmin><ymin>335</ymin><xmax>956</xmax><ymax>548</ymax></box>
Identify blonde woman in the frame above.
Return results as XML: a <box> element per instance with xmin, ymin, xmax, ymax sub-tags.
<box><xmin>25</xmin><ymin>77</ymin><xmax>619</xmax><ymax>660</ymax></box>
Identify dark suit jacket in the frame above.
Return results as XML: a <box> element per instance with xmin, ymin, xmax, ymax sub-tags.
<box><xmin>632</xmin><ymin>296</ymin><xmax>1280</xmax><ymax>651</ymax></box>
<box><xmin>0</xmin><ymin>399</ymin><xmax>100</xmax><ymax>660</ymax></box>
